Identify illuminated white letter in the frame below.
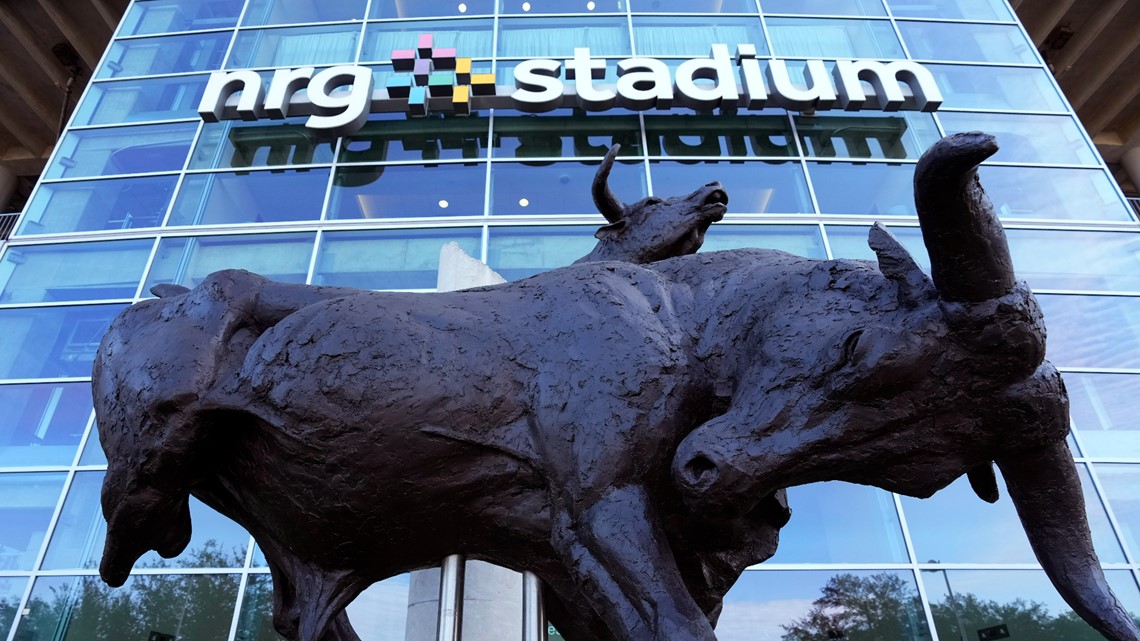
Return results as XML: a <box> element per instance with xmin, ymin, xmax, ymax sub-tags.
<box><xmin>833</xmin><ymin>60</ymin><xmax>943</xmax><ymax>112</ymax></box>
<box><xmin>264</xmin><ymin>67</ymin><xmax>314</xmax><ymax>119</ymax></box>
<box><xmin>766</xmin><ymin>59</ymin><xmax>837</xmax><ymax>111</ymax></box>
<box><xmin>674</xmin><ymin>44</ymin><xmax>739</xmax><ymax>110</ymax></box>
<box><xmin>616</xmin><ymin>58</ymin><xmax>673</xmax><ymax>110</ymax></box>
<box><xmin>199</xmin><ymin>70</ymin><xmax>265</xmax><ymax>122</ymax></box>
<box><xmin>735</xmin><ymin>44</ymin><xmax>767</xmax><ymax>110</ymax></box>
<box><xmin>566</xmin><ymin>47</ymin><xmax>616</xmax><ymax>110</ymax></box>
<box><xmin>512</xmin><ymin>59</ymin><xmax>564</xmax><ymax>112</ymax></box>
<box><xmin>306</xmin><ymin>65</ymin><xmax>374</xmax><ymax>137</ymax></box>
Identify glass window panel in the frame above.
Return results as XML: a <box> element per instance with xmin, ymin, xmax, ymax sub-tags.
<box><xmin>1003</xmin><ymin>229</ymin><xmax>1140</xmax><ymax>292</ymax></box>
<box><xmin>644</xmin><ymin>112</ymin><xmax>797</xmax><ymax>158</ymax></box>
<box><xmin>887</xmin><ymin>0</ymin><xmax>1014</xmax><ymax>21</ymax></box>
<box><xmin>340</xmin><ymin>113</ymin><xmax>489</xmax><ymax>163</ymax></box>
<box><xmin>0</xmin><ymin>240</ymin><xmax>151</xmax><ymax>304</ymax></box>
<box><xmin>1067</xmin><ymin>374</ymin><xmax>1140</xmax><ymax>459</ymax></box>
<box><xmin>374</xmin><ymin>0</ymin><xmax>495</xmax><ymax>17</ymax></box>
<box><xmin>229</xmin><ymin>25</ymin><xmax>361</xmax><ymax>68</ymax></box>
<box><xmin>0</xmin><ymin>473</ymin><xmax>66</xmax><ymax>570</ymax></box>
<box><xmin>766</xmin><ymin>17</ymin><xmax>905</xmax><ymax>59</ymax></box>
<box><xmin>79</xmin><ymin>427</ymin><xmax>107</xmax><ymax>466</ymax></box>
<box><xmin>811</xmin><ymin>162</ymin><xmax>917</xmax><ymax>216</ymax></box>
<box><xmin>923</xmin><ymin>570</ymin><xmax>1140</xmax><ymax>641</ymax></box>
<box><xmin>98</xmin><ymin>32</ymin><xmax>231</xmax><ymax>79</ymax></box>
<box><xmin>701</xmin><ymin>224</ymin><xmax>827</xmax><ymax>258</ymax></box>
<box><xmin>487</xmin><ymin>226</ymin><xmax>599</xmax><ymax>279</ymax></box>
<box><xmin>768</xmin><ymin>482</ymin><xmax>909</xmax><ymax>563</ymax></box>
<box><xmin>977</xmin><ymin>166</ymin><xmax>1133</xmax><ymax>222</ymax></box>
<box><xmin>493</xmin><ymin>110</ymin><xmax>641</xmax><ymax>159</ymax></box>
<box><xmin>902</xmin><ymin>466</ymin><xmax>1124</xmax><ymax>563</ymax></box>
<box><xmin>191</xmin><ymin>118</ymin><xmax>337</xmax><ymax>170</ymax></box>
<box><xmin>649</xmin><ymin>161</ymin><xmax>813</xmax><ymax>214</ymax></box>
<box><xmin>496</xmin><ymin>58</ymin><xmax>621</xmax><ymax>84</ymax></box>
<box><xmin>329</xmin><ymin>164</ymin><xmax>485</xmax><ymax>220</ymax></box>
<box><xmin>120</xmin><ymin>0</ymin><xmax>244</xmax><ymax>35</ymax></box>
<box><xmin>630</xmin><ymin>0</ymin><xmax>757</xmax><ymax>12</ymax></box>
<box><xmin>499</xmin><ymin>17</ymin><xmax>630</xmax><ymax>57</ymax></box>
<box><xmin>0</xmin><ymin>383</ymin><xmax>91</xmax><ymax>467</ymax></box>
<box><xmin>0</xmin><ymin>304</ymin><xmax>127</xmax><ymax>379</ymax></box>
<box><xmin>502</xmin><ymin>0</ymin><xmax>625</xmax><ymax>13</ymax></box>
<box><xmin>927</xmin><ymin>64</ymin><xmax>1066</xmax><ymax>112</ymax></box>
<box><xmin>940</xmin><ymin>112</ymin><xmax>1097</xmax><ymax>165</ymax></box>
<box><xmin>167</xmin><ymin>169</ymin><xmax>330</xmax><ymax>227</ymax></box>
<box><xmin>1037</xmin><ymin>295</ymin><xmax>1140</xmax><ymax>370</ymax></box>
<box><xmin>17</xmin><ymin>574</ymin><xmax>240</xmax><ymax>641</ymax></box>
<box><xmin>74</xmin><ymin>75</ymin><xmax>209</xmax><ymax>126</ymax></box>
<box><xmin>897</xmin><ymin>21</ymin><xmax>1037</xmax><ymax>63</ymax></box>
<box><xmin>762</xmin><ymin>0</ymin><xmax>887</xmax><ymax>16</ymax></box>
<box><xmin>796</xmin><ymin>111</ymin><xmax>940</xmax><ymax>160</ymax></box>
<box><xmin>314</xmin><ymin>228</ymin><xmax>484</xmax><ymax>290</ymax></box>
<box><xmin>46</xmin><ymin>123</ymin><xmax>198</xmax><ymax>180</ymax></box>
<box><xmin>144</xmin><ymin>233</ymin><xmax>315</xmax><ymax>290</ymax></box>
<box><xmin>0</xmin><ymin>577</ymin><xmax>28</xmax><ymax>641</ymax></box>
<box><xmin>363</xmin><ymin>20</ymin><xmax>494</xmax><ymax>62</ymax></box>
<box><xmin>633</xmin><ymin>17</ymin><xmax>766</xmax><ymax>57</ymax></box>
<box><xmin>42</xmin><ymin>471</ymin><xmax>249</xmax><ymax>570</ymax></box>
<box><xmin>1093</xmin><ymin>465</ymin><xmax>1140</xmax><ymax>559</ymax></box>
<box><xmin>18</xmin><ymin>175</ymin><xmax>178</xmax><ymax>235</ymax></box>
<box><xmin>718</xmin><ymin>570</ymin><xmax>930</xmax><ymax>641</ymax></box>
<box><xmin>243</xmin><ymin>0</ymin><xmax>368</xmax><ymax>26</ymax></box>
<box><xmin>492</xmin><ymin>160</ymin><xmax>647</xmax><ymax>216</ymax></box>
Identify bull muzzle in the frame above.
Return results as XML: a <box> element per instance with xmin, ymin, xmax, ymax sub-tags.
<box><xmin>100</xmin><ymin>484</ymin><xmax>192</xmax><ymax>587</ymax></box>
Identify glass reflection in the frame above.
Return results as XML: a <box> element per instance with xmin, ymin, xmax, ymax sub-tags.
<box><xmin>42</xmin><ymin>471</ymin><xmax>249</xmax><ymax>570</ymax></box>
<box><xmin>499</xmin><ymin>17</ymin><xmax>630</xmax><ymax>57</ymax></box>
<box><xmin>74</xmin><ymin>75</ymin><xmax>209</xmax><ymax>126</ymax></box>
<box><xmin>826</xmin><ymin>224</ymin><xmax>926</xmax><ymax>263</ymax></box>
<box><xmin>229</xmin><ymin>25</ymin><xmax>360</xmax><ymax>68</ymax></box>
<box><xmin>46</xmin><ymin>123</ymin><xmax>198</xmax><ymax>179</ymax></box>
<box><xmin>0</xmin><ymin>473</ymin><xmax>66</xmax><ymax>570</ymax></box>
<box><xmin>719</xmin><ymin>570</ymin><xmax>930</xmax><ymax>641</ymax></box>
<box><xmin>649</xmin><ymin>161</ymin><xmax>813</xmax><ymax>214</ymax></box>
<box><xmin>168</xmin><ymin>169</ymin><xmax>331</xmax><ymax>226</ymax></box>
<box><xmin>363</xmin><ymin>20</ymin><xmax>494</xmax><ymax>62</ymax></box>
<box><xmin>0</xmin><ymin>304</ymin><xmax>127</xmax><ymax>379</ymax></box>
<box><xmin>1092</xmin><ymin>465</ymin><xmax>1140</xmax><ymax>560</ymax></box>
<box><xmin>98</xmin><ymin>32</ymin><xmax>230</xmax><ymax>79</ymax></box>
<box><xmin>1037</xmin><ymin>295</ymin><xmax>1140</xmax><ymax>370</ymax></box>
<box><xmin>487</xmin><ymin>226</ymin><xmax>598</xmax><ymax>279</ymax></box>
<box><xmin>341</xmin><ymin>114</ymin><xmax>490</xmax><ymax>163</ymax></box>
<box><xmin>897</xmin><ymin>21</ymin><xmax>1037</xmax><ymax>63</ymax></box>
<box><xmin>144</xmin><ymin>233</ymin><xmax>315</xmax><ymax>291</ymax></box>
<box><xmin>632</xmin><ymin>17</ymin><xmax>766</xmax><ymax>57</ymax></box>
<box><xmin>502</xmin><ymin>0</ymin><xmax>625</xmax><ymax>13</ymax></box>
<box><xmin>978</xmin><ymin>165</ymin><xmax>1132</xmax><ymax>221</ymax></box>
<box><xmin>313</xmin><ymin>228</ymin><xmax>483</xmax><ymax>290</ymax></box>
<box><xmin>119</xmin><ymin>0</ymin><xmax>243</xmax><ymax>35</ymax></box>
<box><xmin>812</xmin><ymin>163</ymin><xmax>916</xmax><ymax>216</ymax></box>
<box><xmin>243</xmin><ymin>0</ymin><xmax>368</xmax><ymax>26</ymax></box>
<box><xmin>923</xmin><ymin>570</ymin><xmax>1140</xmax><ymax>641</ymax></box>
<box><xmin>927</xmin><ymin>64</ymin><xmax>1066</xmax><ymax>112</ymax></box>
<box><xmin>1068</xmin><ymin>374</ymin><xmax>1140</xmax><ymax>458</ymax></box>
<box><xmin>494</xmin><ymin>111</ymin><xmax>641</xmax><ymax>159</ymax></box>
<box><xmin>191</xmin><ymin>118</ymin><xmax>337</xmax><ymax>170</ymax></box>
<box><xmin>644</xmin><ymin>112</ymin><xmax>796</xmax><ymax>158</ymax></box>
<box><xmin>79</xmin><ymin>427</ymin><xmax>107</xmax><ymax>466</ymax></box>
<box><xmin>766</xmin><ymin>17</ymin><xmax>905</xmax><ymax>59</ymax></box>
<box><xmin>330</xmin><ymin>164</ymin><xmax>485</xmax><ymax>219</ymax></box>
<box><xmin>631</xmin><ymin>0</ymin><xmax>757</xmax><ymax>12</ymax></box>
<box><xmin>887</xmin><ymin>0</ymin><xmax>1014</xmax><ymax>21</ymax></box>
<box><xmin>762</xmin><ymin>0</ymin><xmax>886</xmax><ymax>15</ymax></box>
<box><xmin>374</xmin><ymin>0</ymin><xmax>496</xmax><ymax>18</ymax></box>
<box><xmin>1003</xmin><ymin>229</ymin><xmax>1140</xmax><ymax>291</ymax></box>
<box><xmin>769</xmin><ymin>482</ymin><xmax>909</xmax><ymax>563</ymax></box>
<box><xmin>0</xmin><ymin>577</ymin><xmax>28</xmax><ymax>640</ymax></box>
<box><xmin>796</xmin><ymin>111</ymin><xmax>940</xmax><ymax>160</ymax></box>
<box><xmin>0</xmin><ymin>239</ymin><xmax>152</xmax><ymax>304</ymax></box>
<box><xmin>493</xmin><ymin>161</ymin><xmax>647</xmax><ymax>216</ymax></box>
<box><xmin>19</xmin><ymin>175</ymin><xmax>178</xmax><ymax>235</ymax></box>
<box><xmin>0</xmin><ymin>383</ymin><xmax>92</xmax><ymax>467</ymax></box>
<box><xmin>17</xmin><ymin>574</ymin><xmax>240</xmax><ymax>641</ymax></box>
<box><xmin>940</xmin><ymin>112</ymin><xmax>1097</xmax><ymax>166</ymax></box>
<box><xmin>701</xmin><ymin>225</ymin><xmax>827</xmax><ymax>258</ymax></box>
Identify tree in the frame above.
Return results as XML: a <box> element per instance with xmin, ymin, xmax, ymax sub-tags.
<box><xmin>782</xmin><ymin>573</ymin><xmax>928</xmax><ymax>641</ymax></box>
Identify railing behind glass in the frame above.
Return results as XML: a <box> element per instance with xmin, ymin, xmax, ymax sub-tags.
<box><xmin>0</xmin><ymin>212</ymin><xmax>18</xmax><ymax>241</ymax></box>
<box><xmin>1128</xmin><ymin>197</ymin><xmax>1140</xmax><ymax>216</ymax></box>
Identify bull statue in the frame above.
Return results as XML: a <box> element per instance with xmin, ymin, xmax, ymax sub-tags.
<box><xmin>93</xmin><ymin>133</ymin><xmax>1140</xmax><ymax>641</ymax></box>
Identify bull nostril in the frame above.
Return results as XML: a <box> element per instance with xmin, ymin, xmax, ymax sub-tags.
<box><xmin>683</xmin><ymin>454</ymin><xmax>719</xmax><ymax>489</ymax></box>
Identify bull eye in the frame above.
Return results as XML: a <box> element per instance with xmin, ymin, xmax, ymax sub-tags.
<box><xmin>645</xmin><ymin>197</ymin><xmax>663</xmax><ymax>206</ymax></box>
<box><xmin>841</xmin><ymin>330</ymin><xmax>865</xmax><ymax>366</ymax></box>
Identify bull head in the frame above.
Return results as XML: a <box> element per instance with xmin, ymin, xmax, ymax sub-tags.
<box><xmin>575</xmin><ymin>144</ymin><xmax>728</xmax><ymax>264</ymax></box>
<box><xmin>672</xmin><ymin>132</ymin><xmax>1140</xmax><ymax>641</ymax></box>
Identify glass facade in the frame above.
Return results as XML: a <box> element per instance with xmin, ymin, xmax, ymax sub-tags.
<box><xmin>3</xmin><ymin>1</ymin><xmax>1139</xmax><ymax>640</ymax></box>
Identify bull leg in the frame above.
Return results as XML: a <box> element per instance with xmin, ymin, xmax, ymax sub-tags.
<box><xmin>551</xmin><ymin>484</ymin><xmax>717</xmax><ymax>641</ymax></box>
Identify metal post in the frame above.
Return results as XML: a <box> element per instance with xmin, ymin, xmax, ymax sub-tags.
<box><xmin>437</xmin><ymin>554</ymin><xmax>466</xmax><ymax>641</ymax></box>
<box><xmin>522</xmin><ymin>571</ymin><xmax>545</xmax><ymax>641</ymax></box>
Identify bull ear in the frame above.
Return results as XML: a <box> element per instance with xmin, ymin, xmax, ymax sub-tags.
<box><xmin>594</xmin><ymin>219</ymin><xmax>627</xmax><ymax>240</ymax></box>
<box><xmin>151</xmin><ymin>283</ymin><xmax>191</xmax><ymax>298</ymax></box>
<box><xmin>868</xmin><ymin>223</ymin><xmax>932</xmax><ymax>303</ymax></box>
<box><xmin>967</xmin><ymin>462</ymin><xmax>1000</xmax><ymax>503</ymax></box>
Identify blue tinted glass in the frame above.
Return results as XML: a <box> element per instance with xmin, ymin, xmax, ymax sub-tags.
<box><xmin>0</xmin><ymin>304</ymin><xmax>127</xmax><ymax>379</ymax></box>
<box><xmin>99</xmin><ymin>32</ymin><xmax>231</xmax><ymax>79</ymax></box>
<box><xmin>120</xmin><ymin>0</ymin><xmax>243</xmax><ymax>35</ymax></box>
<box><xmin>897</xmin><ymin>21</ymin><xmax>1036</xmax><ymax>63</ymax></box>
<box><xmin>978</xmin><ymin>166</ymin><xmax>1132</xmax><ymax>221</ymax></box>
<box><xmin>633</xmin><ymin>17</ymin><xmax>766</xmax><ymax>56</ymax></box>
<box><xmin>887</xmin><ymin>0</ymin><xmax>1014</xmax><ymax>20</ymax></box>
<box><xmin>649</xmin><ymin>161</ymin><xmax>813</xmax><ymax>214</ymax></box>
<box><xmin>1003</xmin><ymin>229</ymin><xmax>1140</xmax><ymax>291</ymax></box>
<box><xmin>1037</xmin><ymin>295</ymin><xmax>1140</xmax><ymax>369</ymax></box>
<box><xmin>0</xmin><ymin>473</ymin><xmax>66</xmax><ymax>570</ymax></box>
<box><xmin>768</xmin><ymin>482</ymin><xmax>908</xmax><ymax>563</ymax></box>
<box><xmin>375</xmin><ymin>0</ymin><xmax>495</xmax><ymax>17</ymax></box>
<box><xmin>0</xmin><ymin>383</ymin><xmax>91</xmax><ymax>467</ymax></box>
<box><xmin>797</xmin><ymin>111</ymin><xmax>940</xmax><ymax>160</ymax></box>
<box><xmin>363</xmin><ymin>20</ymin><xmax>494</xmax><ymax>62</ymax></box>
<box><xmin>144</xmin><ymin>233</ymin><xmax>315</xmax><ymax>290</ymax></box>
<box><xmin>487</xmin><ymin>226</ymin><xmax>598</xmax><ymax>279</ymax></box>
<box><xmin>191</xmin><ymin>118</ymin><xmax>337</xmax><ymax>170</ymax></box>
<box><xmin>19</xmin><ymin>175</ymin><xmax>178</xmax><ymax>235</ymax></box>
<box><xmin>1068</xmin><ymin>374</ymin><xmax>1140</xmax><ymax>458</ymax></box>
<box><xmin>766</xmin><ymin>17</ymin><xmax>904</xmax><ymax>59</ymax></box>
<box><xmin>243</xmin><ymin>0</ymin><xmax>368</xmax><ymax>26</ymax></box>
<box><xmin>341</xmin><ymin>113</ymin><xmax>489</xmax><ymax>162</ymax></box>
<box><xmin>42</xmin><ymin>472</ymin><xmax>249</xmax><ymax>570</ymax></box>
<box><xmin>314</xmin><ymin>228</ymin><xmax>483</xmax><ymax>290</ymax></box>
<box><xmin>1094</xmin><ymin>465</ymin><xmax>1140</xmax><ymax>559</ymax></box>
<box><xmin>701</xmin><ymin>224</ymin><xmax>827</xmax><ymax>258</ymax></box>
<box><xmin>494</xmin><ymin>111</ymin><xmax>641</xmax><ymax>159</ymax></box>
<box><xmin>329</xmin><ymin>164</ymin><xmax>486</xmax><ymax>219</ymax></box>
<box><xmin>492</xmin><ymin>161</ymin><xmax>646</xmax><ymax>216</ymax></box>
<box><xmin>229</xmin><ymin>25</ymin><xmax>361</xmax><ymax>68</ymax></box>
<box><xmin>503</xmin><ymin>0</ymin><xmax>625</xmax><ymax>12</ymax></box>
<box><xmin>0</xmin><ymin>577</ymin><xmax>28</xmax><ymax>640</ymax></box>
<box><xmin>630</xmin><ymin>0</ymin><xmax>757</xmax><ymax>11</ymax></box>
<box><xmin>940</xmin><ymin>113</ymin><xmax>1097</xmax><ymax>165</ymax></box>
<box><xmin>927</xmin><ymin>64</ymin><xmax>1066</xmax><ymax>111</ymax></box>
<box><xmin>0</xmin><ymin>239</ymin><xmax>152</xmax><ymax>304</ymax></box>
<box><xmin>18</xmin><ymin>574</ymin><xmax>240</xmax><ymax>641</ymax></box>
<box><xmin>74</xmin><ymin>76</ymin><xmax>209</xmax><ymax>126</ymax></box>
<box><xmin>720</xmin><ymin>570</ymin><xmax>930</xmax><ymax>641</ymax></box>
<box><xmin>499</xmin><ymin>17</ymin><xmax>630</xmax><ymax>57</ymax></box>
<box><xmin>762</xmin><ymin>0</ymin><xmax>886</xmax><ymax>16</ymax></box>
<box><xmin>168</xmin><ymin>169</ymin><xmax>331</xmax><ymax>226</ymax></box>
<box><xmin>46</xmin><ymin>123</ymin><xmax>198</xmax><ymax>179</ymax></box>
<box><xmin>644</xmin><ymin>112</ymin><xmax>796</xmax><ymax>158</ymax></box>
<box><xmin>79</xmin><ymin>427</ymin><xmax>107</xmax><ymax>466</ymax></box>
<box><xmin>810</xmin><ymin>162</ymin><xmax>916</xmax><ymax>216</ymax></box>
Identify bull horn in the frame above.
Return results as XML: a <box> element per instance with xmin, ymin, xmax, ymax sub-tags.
<box><xmin>997</xmin><ymin>441</ymin><xmax>1140</xmax><ymax>641</ymax></box>
<box><xmin>914</xmin><ymin>132</ymin><xmax>1015</xmax><ymax>303</ymax></box>
<box><xmin>593</xmin><ymin>144</ymin><xmax>625</xmax><ymax>223</ymax></box>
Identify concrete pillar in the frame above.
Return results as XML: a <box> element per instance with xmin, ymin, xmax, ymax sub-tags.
<box><xmin>1122</xmin><ymin>146</ymin><xmax>1140</xmax><ymax>198</ymax></box>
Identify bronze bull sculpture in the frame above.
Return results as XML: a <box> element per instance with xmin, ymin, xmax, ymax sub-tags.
<box><xmin>93</xmin><ymin>133</ymin><xmax>1140</xmax><ymax>641</ymax></box>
